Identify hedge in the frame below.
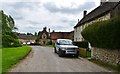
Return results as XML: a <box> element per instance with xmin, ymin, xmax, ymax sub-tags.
<box><xmin>73</xmin><ymin>41</ymin><xmax>88</xmax><ymax>48</ymax></box>
<box><xmin>81</xmin><ymin>17</ymin><xmax>120</xmax><ymax>49</ymax></box>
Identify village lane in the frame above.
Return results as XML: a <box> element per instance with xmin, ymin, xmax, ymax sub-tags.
<box><xmin>10</xmin><ymin>46</ymin><xmax>109</xmax><ymax>72</ymax></box>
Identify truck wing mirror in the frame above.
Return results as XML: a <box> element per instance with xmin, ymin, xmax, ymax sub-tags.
<box><xmin>57</xmin><ymin>42</ymin><xmax>60</xmax><ymax>45</ymax></box>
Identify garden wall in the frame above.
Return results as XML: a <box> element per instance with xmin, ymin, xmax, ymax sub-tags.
<box><xmin>91</xmin><ymin>47</ymin><xmax>120</xmax><ymax>66</ymax></box>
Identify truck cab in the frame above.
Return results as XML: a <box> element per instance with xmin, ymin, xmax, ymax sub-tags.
<box><xmin>54</xmin><ymin>39</ymin><xmax>79</xmax><ymax>58</ymax></box>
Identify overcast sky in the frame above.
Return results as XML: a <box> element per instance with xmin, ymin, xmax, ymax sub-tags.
<box><xmin>1</xmin><ymin>0</ymin><xmax>100</xmax><ymax>34</ymax></box>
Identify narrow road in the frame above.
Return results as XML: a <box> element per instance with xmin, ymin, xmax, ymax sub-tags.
<box><xmin>10</xmin><ymin>46</ymin><xmax>109</xmax><ymax>72</ymax></box>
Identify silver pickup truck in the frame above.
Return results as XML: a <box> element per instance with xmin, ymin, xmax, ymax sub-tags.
<box><xmin>54</xmin><ymin>39</ymin><xmax>79</xmax><ymax>58</ymax></box>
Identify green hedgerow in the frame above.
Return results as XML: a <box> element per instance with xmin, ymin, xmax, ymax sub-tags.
<box><xmin>81</xmin><ymin>17</ymin><xmax>120</xmax><ymax>49</ymax></box>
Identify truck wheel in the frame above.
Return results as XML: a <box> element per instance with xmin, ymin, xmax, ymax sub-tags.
<box><xmin>74</xmin><ymin>55</ymin><xmax>79</xmax><ymax>58</ymax></box>
<box><xmin>54</xmin><ymin>47</ymin><xmax>57</xmax><ymax>53</ymax></box>
<box><xmin>75</xmin><ymin>51</ymin><xmax>79</xmax><ymax>58</ymax></box>
<box><xmin>58</xmin><ymin>50</ymin><xmax>63</xmax><ymax>57</ymax></box>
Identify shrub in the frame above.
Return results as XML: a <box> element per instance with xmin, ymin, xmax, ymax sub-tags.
<box><xmin>2</xmin><ymin>35</ymin><xmax>21</xmax><ymax>47</ymax></box>
<box><xmin>73</xmin><ymin>41</ymin><xmax>88</xmax><ymax>48</ymax></box>
<box><xmin>81</xmin><ymin>17</ymin><xmax>120</xmax><ymax>49</ymax></box>
<box><xmin>46</xmin><ymin>40</ymin><xmax>52</xmax><ymax>45</ymax></box>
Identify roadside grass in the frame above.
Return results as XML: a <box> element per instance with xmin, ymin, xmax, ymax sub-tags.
<box><xmin>0</xmin><ymin>49</ymin><xmax>2</xmax><ymax>74</ymax></box>
<box><xmin>89</xmin><ymin>59</ymin><xmax>120</xmax><ymax>72</ymax></box>
<box><xmin>2</xmin><ymin>46</ymin><xmax>32</xmax><ymax>72</ymax></box>
<box><xmin>79</xmin><ymin>48</ymin><xmax>91</xmax><ymax>58</ymax></box>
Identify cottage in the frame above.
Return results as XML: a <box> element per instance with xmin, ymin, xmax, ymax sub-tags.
<box><xmin>74</xmin><ymin>1</ymin><xmax>120</xmax><ymax>42</ymax></box>
<box><xmin>37</xmin><ymin>27</ymin><xmax>50</xmax><ymax>45</ymax></box>
<box><xmin>74</xmin><ymin>0</ymin><xmax>120</xmax><ymax>66</ymax></box>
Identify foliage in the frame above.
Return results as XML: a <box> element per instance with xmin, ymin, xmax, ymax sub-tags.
<box><xmin>79</xmin><ymin>48</ymin><xmax>91</xmax><ymax>58</ymax></box>
<box><xmin>2</xmin><ymin>35</ymin><xmax>21</xmax><ymax>47</ymax></box>
<box><xmin>1</xmin><ymin>10</ymin><xmax>21</xmax><ymax>47</ymax></box>
<box><xmin>27</xmin><ymin>32</ymin><xmax>33</xmax><ymax>35</ymax></box>
<box><xmin>2</xmin><ymin>46</ymin><xmax>32</xmax><ymax>72</ymax></box>
<box><xmin>34</xmin><ymin>32</ymin><xmax>37</xmax><ymax>36</ymax></box>
<box><xmin>81</xmin><ymin>17</ymin><xmax>120</xmax><ymax>49</ymax></box>
<box><xmin>1</xmin><ymin>10</ymin><xmax>17</xmax><ymax>34</ymax></box>
<box><xmin>47</xmin><ymin>40</ymin><xmax>52</xmax><ymax>45</ymax></box>
<box><xmin>73</xmin><ymin>41</ymin><xmax>88</xmax><ymax>48</ymax></box>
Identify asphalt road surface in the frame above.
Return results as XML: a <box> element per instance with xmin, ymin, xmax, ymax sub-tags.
<box><xmin>10</xmin><ymin>46</ymin><xmax>109</xmax><ymax>72</ymax></box>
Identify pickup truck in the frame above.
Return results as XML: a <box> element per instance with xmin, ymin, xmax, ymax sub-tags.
<box><xmin>54</xmin><ymin>39</ymin><xmax>79</xmax><ymax>58</ymax></box>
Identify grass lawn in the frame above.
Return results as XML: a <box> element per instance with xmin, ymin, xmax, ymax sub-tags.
<box><xmin>0</xmin><ymin>49</ymin><xmax>2</xmax><ymax>74</ymax></box>
<box><xmin>2</xmin><ymin>46</ymin><xmax>32</xmax><ymax>72</ymax></box>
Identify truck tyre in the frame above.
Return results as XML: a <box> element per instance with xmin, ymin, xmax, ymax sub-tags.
<box><xmin>75</xmin><ymin>51</ymin><xmax>79</xmax><ymax>58</ymax></box>
<box><xmin>54</xmin><ymin>47</ymin><xmax>57</xmax><ymax>53</ymax></box>
<box><xmin>58</xmin><ymin>50</ymin><xmax>63</xmax><ymax>57</ymax></box>
<box><xmin>74</xmin><ymin>55</ymin><xmax>79</xmax><ymax>58</ymax></box>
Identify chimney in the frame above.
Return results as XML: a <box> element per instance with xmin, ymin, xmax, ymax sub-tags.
<box><xmin>49</xmin><ymin>28</ymin><xmax>50</xmax><ymax>33</ymax></box>
<box><xmin>78</xmin><ymin>19</ymin><xmax>79</xmax><ymax>23</ymax></box>
<box><xmin>48</xmin><ymin>28</ymin><xmax>50</xmax><ymax>37</ymax></box>
<box><xmin>83</xmin><ymin>10</ymin><xmax>87</xmax><ymax>17</ymax></box>
<box><xmin>101</xmin><ymin>0</ymin><xmax>107</xmax><ymax>6</ymax></box>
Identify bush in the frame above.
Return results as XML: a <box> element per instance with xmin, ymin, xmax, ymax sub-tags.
<box><xmin>81</xmin><ymin>17</ymin><xmax>120</xmax><ymax>49</ymax></box>
<box><xmin>2</xmin><ymin>35</ymin><xmax>21</xmax><ymax>47</ymax></box>
<box><xmin>73</xmin><ymin>41</ymin><xmax>88</xmax><ymax>48</ymax></box>
<box><xmin>46</xmin><ymin>40</ymin><xmax>52</xmax><ymax>45</ymax></box>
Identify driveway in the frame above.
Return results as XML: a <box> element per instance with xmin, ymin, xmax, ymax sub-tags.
<box><xmin>10</xmin><ymin>46</ymin><xmax>109</xmax><ymax>72</ymax></box>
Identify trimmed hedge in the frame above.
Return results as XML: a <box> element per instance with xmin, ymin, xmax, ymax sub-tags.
<box><xmin>73</xmin><ymin>41</ymin><xmax>88</xmax><ymax>48</ymax></box>
<box><xmin>81</xmin><ymin>17</ymin><xmax>120</xmax><ymax>49</ymax></box>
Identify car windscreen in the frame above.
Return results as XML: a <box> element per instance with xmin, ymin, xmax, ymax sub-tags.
<box><xmin>59</xmin><ymin>40</ymin><xmax>72</xmax><ymax>45</ymax></box>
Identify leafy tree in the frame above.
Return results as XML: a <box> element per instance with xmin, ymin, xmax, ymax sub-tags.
<box><xmin>34</xmin><ymin>32</ymin><xmax>37</xmax><ymax>36</ymax></box>
<box><xmin>27</xmin><ymin>32</ymin><xmax>33</xmax><ymax>35</ymax></box>
<box><xmin>1</xmin><ymin>10</ymin><xmax>21</xmax><ymax>47</ymax></box>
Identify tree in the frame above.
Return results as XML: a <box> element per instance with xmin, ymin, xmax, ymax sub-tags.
<box><xmin>1</xmin><ymin>10</ymin><xmax>21</xmax><ymax>47</ymax></box>
<box><xmin>34</xmin><ymin>32</ymin><xmax>37</xmax><ymax>36</ymax></box>
<box><xmin>27</xmin><ymin>32</ymin><xmax>33</xmax><ymax>35</ymax></box>
<box><xmin>1</xmin><ymin>10</ymin><xmax>17</xmax><ymax>34</ymax></box>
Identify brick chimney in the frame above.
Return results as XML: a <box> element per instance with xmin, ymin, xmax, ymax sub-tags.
<box><xmin>83</xmin><ymin>10</ymin><xmax>87</xmax><ymax>17</ymax></box>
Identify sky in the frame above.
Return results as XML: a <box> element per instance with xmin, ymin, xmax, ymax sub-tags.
<box><xmin>0</xmin><ymin>0</ymin><xmax>100</xmax><ymax>34</ymax></box>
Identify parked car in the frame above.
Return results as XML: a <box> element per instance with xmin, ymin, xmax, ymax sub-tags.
<box><xmin>54</xmin><ymin>39</ymin><xmax>79</xmax><ymax>58</ymax></box>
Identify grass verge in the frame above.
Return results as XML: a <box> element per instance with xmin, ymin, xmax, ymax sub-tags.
<box><xmin>2</xmin><ymin>46</ymin><xmax>32</xmax><ymax>72</ymax></box>
<box><xmin>0</xmin><ymin>49</ymin><xmax>2</xmax><ymax>74</ymax></box>
<box><xmin>89</xmin><ymin>59</ymin><xmax>120</xmax><ymax>72</ymax></box>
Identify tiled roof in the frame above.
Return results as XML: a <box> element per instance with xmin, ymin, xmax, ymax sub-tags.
<box><xmin>18</xmin><ymin>34</ymin><xmax>36</xmax><ymax>40</ymax></box>
<box><xmin>74</xmin><ymin>2</ymin><xmax>120</xmax><ymax>28</ymax></box>
<box><xmin>50</xmin><ymin>32</ymin><xmax>73</xmax><ymax>40</ymax></box>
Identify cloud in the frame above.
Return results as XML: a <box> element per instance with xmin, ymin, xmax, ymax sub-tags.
<box><xmin>0</xmin><ymin>0</ymin><xmax>99</xmax><ymax>34</ymax></box>
<box><xmin>43</xmin><ymin>2</ymin><xmax>95</xmax><ymax>14</ymax></box>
